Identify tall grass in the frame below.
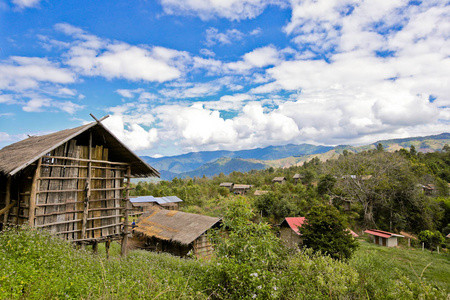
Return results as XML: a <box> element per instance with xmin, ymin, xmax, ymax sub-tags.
<box><xmin>1</xmin><ymin>227</ymin><xmax>449</xmax><ymax>299</ymax></box>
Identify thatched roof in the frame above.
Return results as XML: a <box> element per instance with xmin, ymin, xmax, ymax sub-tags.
<box><xmin>0</xmin><ymin>121</ymin><xmax>159</xmax><ymax>178</ymax></box>
<box><xmin>135</xmin><ymin>206</ymin><xmax>221</xmax><ymax>245</ymax></box>
<box><xmin>272</xmin><ymin>177</ymin><xmax>286</xmax><ymax>182</ymax></box>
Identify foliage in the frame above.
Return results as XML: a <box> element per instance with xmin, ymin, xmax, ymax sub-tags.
<box><xmin>300</xmin><ymin>204</ymin><xmax>359</xmax><ymax>261</ymax></box>
<box><xmin>418</xmin><ymin>230</ymin><xmax>445</xmax><ymax>251</ymax></box>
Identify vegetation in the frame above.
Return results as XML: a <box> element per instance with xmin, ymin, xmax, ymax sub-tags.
<box><xmin>300</xmin><ymin>204</ymin><xmax>359</xmax><ymax>261</ymax></box>
<box><xmin>4</xmin><ymin>144</ymin><xmax>450</xmax><ymax>298</ymax></box>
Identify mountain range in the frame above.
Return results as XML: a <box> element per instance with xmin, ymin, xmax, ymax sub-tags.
<box><xmin>141</xmin><ymin>133</ymin><xmax>450</xmax><ymax>181</ymax></box>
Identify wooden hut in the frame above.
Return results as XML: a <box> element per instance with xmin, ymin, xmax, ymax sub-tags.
<box><xmin>233</xmin><ymin>184</ymin><xmax>252</xmax><ymax>195</ymax></box>
<box><xmin>254</xmin><ymin>190</ymin><xmax>269</xmax><ymax>196</ymax></box>
<box><xmin>272</xmin><ymin>177</ymin><xmax>287</xmax><ymax>184</ymax></box>
<box><xmin>0</xmin><ymin>117</ymin><xmax>159</xmax><ymax>254</ymax></box>
<box><xmin>293</xmin><ymin>173</ymin><xmax>304</xmax><ymax>184</ymax></box>
<box><xmin>219</xmin><ymin>182</ymin><xmax>234</xmax><ymax>192</ymax></box>
<box><xmin>134</xmin><ymin>206</ymin><xmax>220</xmax><ymax>258</ymax></box>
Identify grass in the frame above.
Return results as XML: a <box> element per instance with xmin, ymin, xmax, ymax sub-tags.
<box><xmin>1</xmin><ymin>227</ymin><xmax>449</xmax><ymax>299</ymax></box>
<box><xmin>353</xmin><ymin>240</ymin><xmax>450</xmax><ymax>291</ymax></box>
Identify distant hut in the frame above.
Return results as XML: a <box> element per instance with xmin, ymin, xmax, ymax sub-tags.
<box><xmin>219</xmin><ymin>182</ymin><xmax>234</xmax><ymax>192</ymax></box>
<box><xmin>0</xmin><ymin>116</ymin><xmax>159</xmax><ymax>254</ymax></box>
<box><xmin>233</xmin><ymin>184</ymin><xmax>252</xmax><ymax>195</ymax></box>
<box><xmin>254</xmin><ymin>190</ymin><xmax>269</xmax><ymax>196</ymax></box>
<box><xmin>364</xmin><ymin>229</ymin><xmax>404</xmax><ymax>247</ymax></box>
<box><xmin>278</xmin><ymin>217</ymin><xmax>306</xmax><ymax>248</ymax></box>
<box><xmin>272</xmin><ymin>177</ymin><xmax>287</xmax><ymax>184</ymax></box>
<box><xmin>134</xmin><ymin>206</ymin><xmax>221</xmax><ymax>258</ymax></box>
<box><xmin>293</xmin><ymin>173</ymin><xmax>304</xmax><ymax>184</ymax></box>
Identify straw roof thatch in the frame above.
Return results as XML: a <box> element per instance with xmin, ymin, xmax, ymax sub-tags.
<box><xmin>135</xmin><ymin>206</ymin><xmax>221</xmax><ymax>245</ymax></box>
<box><xmin>0</xmin><ymin>121</ymin><xmax>159</xmax><ymax>178</ymax></box>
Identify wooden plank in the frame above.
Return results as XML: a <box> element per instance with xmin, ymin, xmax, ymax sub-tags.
<box><xmin>0</xmin><ymin>200</ymin><xmax>17</xmax><ymax>217</ymax></box>
<box><xmin>86</xmin><ymin>222</ymin><xmax>123</xmax><ymax>232</ymax></box>
<box><xmin>35</xmin><ymin>210</ymin><xmax>83</xmax><ymax>217</ymax></box>
<box><xmin>77</xmin><ymin>146</ymin><xmax>88</xmax><ymax>241</ymax></box>
<box><xmin>81</xmin><ymin>133</ymin><xmax>92</xmax><ymax>241</ymax></box>
<box><xmin>35</xmin><ymin>218</ymin><xmax>83</xmax><ymax>228</ymax></box>
<box><xmin>87</xmin><ymin>214</ymin><xmax>122</xmax><ymax>221</ymax></box>
<box><xmin>43</xmin><ymin>155</ymin><xmax>130</xmax><ymax>166</ymax></box>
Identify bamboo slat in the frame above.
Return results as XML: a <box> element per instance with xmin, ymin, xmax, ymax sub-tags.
<box><xmin>44</xmin><ymin>155</ymin><xmax>130</xmax><ymax>166</ymax></box>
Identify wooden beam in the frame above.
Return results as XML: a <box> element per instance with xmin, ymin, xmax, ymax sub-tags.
<box><xmin>121</xmin><ymin>166</ymin><xmax>131</xmax><ymax>256</ymax></box>
<box><xmin>2</xmin><ymin>177</ymin><xmax>11</xmax><ymax>223</ymax></box>
<box><xmin>0</xmin><ymin>200</ymin><xmax>17</xmax><ymax>217</ymax></box>
<box><xmin>44</xmin><ymin>155</ymin><xmax>130</xmax><ymax>166</ymax></box>
<box><xmin>80</xmin><ymin>130</ymin><xmax>92</xmax><ymax>243</ymax></box>
<box><xmin>29</xmin><ymin>158</ymin><xmax>41</xmax><ymax>227</ymax></box>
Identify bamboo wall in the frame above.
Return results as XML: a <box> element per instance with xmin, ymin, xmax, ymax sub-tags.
<box><xmin>2</xmin><ymin>139</ymin><xmax>129</xmax><ymax>243</ymax></box>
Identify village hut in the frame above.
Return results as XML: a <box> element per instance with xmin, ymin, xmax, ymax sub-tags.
<box><xmin>272</xmin><ymin>177</ymin><xmax>287</xmax><ymax>184</ymax></box>
<box><xmin>293</xmin><ymin>173</ymin><xmax>304</xmax><ymax>184</ymax></box>
<box><xmin>254</xmin><ymin>190</ymin><xmax>269</xmax><ymax>196</ymax></box>
<box><xmin>278</xmin><ymin>217</ymin><xmax>306</xmax><ymax>248</ymax></box>
<box><xmin>233</xmin><ymin>184</ymin><xmax>252</xmax><ymax>195</ymax></box>
<box><xmin>0</xmin><ymin>116</ymin><xmax>159</xmax><ymax>254</ymax></box>
<box><xmin>219</xmin><ymin>182</ymin><xmax>234</xmax><ymax>192</ymax></box>
<box><xmin>364</xmin><ymin>229</ymin><xmax>404</xmax><ymax>247</ymax></box>
<box><xmin>130</xmin><ymin>195</ymin><xmax>183</xmax><ymax>216</ymax></box>
<box><xmin>134</xmin><ymin>206</ymin><xmax>221</xmax><ymax>258</ymax></box>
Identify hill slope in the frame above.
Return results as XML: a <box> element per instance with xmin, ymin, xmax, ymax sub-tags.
<box><xmin>143</xmin><ymin>133</ymin><xmax>450</xmax><ymax>180</ymax></box>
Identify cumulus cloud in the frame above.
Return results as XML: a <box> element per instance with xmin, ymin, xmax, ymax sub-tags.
<box><xmin>55</xmin><ymin>24</ymin><xmax>190</xmax><ymax>83</ymax></box>
<box><xmin>0</xmin><ymin>56</ymin><xmax>75</xmax><ymax>91</ymax></box>
<box><xmin>160</xmin><ymin>0</ymin><xmax>287</xmax><ymax>21</ymax></box>
<box><xmin>102</xmin><ymin>114</ymin><xmax>158</xmax><ymax>151</ymax></box>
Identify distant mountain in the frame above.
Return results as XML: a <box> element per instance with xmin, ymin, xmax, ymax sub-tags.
<box><xmin>171</xmin><ymin>157</ymin><xmax>267</xmax><ymax>180</ymax></box>
<box><xmin>141</xmin><ymin>144</ymin><xmax>333</xmax><ymax>175</ymax></box>
<box><xmin>142</xmin><ymin>133</ymin><xmax>450</xmax><ymax>180</ymax></box>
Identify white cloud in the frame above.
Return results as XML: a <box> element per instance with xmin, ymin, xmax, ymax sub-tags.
<box><xmin>56</xmin><ymin>24</ymin><xmax>190</xmax><ymax>83</ymax></box>
<box><xmin>12</xmin><ymin>0</ymin><xmax>40</xmax><ymax>9</ymax></box>
<box><xmin>0</xmin><ymin>56</ymin><xmax>75</xmax><ymax>91</ymax></box>
<box><xmin>226</xmin><ymin>45</ymin><xmax>281</xmax><ymax>72</ymax></box>
<box><xmin>205</xmin><ymin>27</ymin><xmax>244</xmax><ymax>46</ymax></box>
<box><xmin>102</xmin><ymin>114</ymin><xmax>158</xmax><ymax>151</ymax></box>
<box><xmin>160</xmin><ymin>0</ymin><xmax>287</xmax><ymax>21</ymax></box>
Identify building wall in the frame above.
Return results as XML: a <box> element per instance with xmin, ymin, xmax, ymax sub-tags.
<box><xmin>279</xmin><ymin>227</ymin><xmax>302</xmax><ymax>248</ymax></box>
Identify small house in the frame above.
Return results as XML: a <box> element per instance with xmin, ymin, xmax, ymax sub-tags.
<box><xmin>0</xmin><ymin>117</ymin><xmax>159</xmax><ymax>254</ymax></box>
<box><xmin>422</xmin><ymin>184</ymin><xmax>437</xmax><ymax>196</ymax></box>
<box><xmin>130</xmin><ymin>195</ymin><xmax>183</xmax><ymax>216</ymax></box>
<box><xmin>278</xmin><ymin>217</ymin><xmax>306</xmax><ymax>248</ymax></box>
<box><xmin>219</xmin><ymin>182</ymin><xmax>234</xmax><ymax>192</ymax></box>
<box><xmin>134</xmin><ymin>206</ymin><xmax>221</xmax><ymax>258</ymax></box>
<box><xmin>233</xmin><ymin>184</ymin><xmax>252</xmax><ymax>195</ymax></box>
<box><xmin>364</xmin><ymin>229</ymin><xmax>404</xmax><ymax>247</ymax></box>
<box><xmin>254</xmin><ymin>190</ymin><xmax>269</xmax><ymax>196</ymax></box>
<box><xmin>272</xmin><ymin>177</ymin><xmax>287</xmax><ymax>184</ymax></box>
<box><xmin>293</xmin><ymin>174</ymin><xmax>304</xmax><ymax>184</ymax></box>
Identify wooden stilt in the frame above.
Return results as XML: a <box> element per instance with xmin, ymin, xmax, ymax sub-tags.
<box><xmin>80</xmin><ymin>131</ymin><xmax>92</xmax><ymax>248</ymax></box>
<box><xmin>3</xmin><ymin>177</ymin><xmax>11</xmax><ymax>224</ymax></box>
<box><xmin>106</xmin><ymin>240</ymin><xmax>111</xmax><ymax>259</ymax></box>
<box><xmin>92</xmin><ymin>242</ymin><xmax>98</xmax><ymax>254</ymax></box>
<box><xmin>121</xmin><ymin>166</ymin><xmax>131</xmax><ymax>256</ymax></box>
<box><xmin>28</xmin><ymin>158</ymin><xmax>42</xmax><ymax>227</ymax></box>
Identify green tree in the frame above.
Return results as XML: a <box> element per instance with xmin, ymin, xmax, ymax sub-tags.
<box><xmin>300</xmin><ymin>204</ymin><xmax>359</xmax><ymax>261</ymax></box>
<box><xmin>418</xmin><ymin>230</ymin><xmax>445</xmax><ymax>251</ymax></box>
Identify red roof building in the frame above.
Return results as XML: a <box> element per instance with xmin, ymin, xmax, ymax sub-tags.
<box><xmin>364</xmin><ymin>229</ymin><xmax>404</xmax><ymax>247</ymax></box>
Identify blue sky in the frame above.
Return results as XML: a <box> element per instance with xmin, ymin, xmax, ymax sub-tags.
<box><xmin>0</xmin><ymin>0</ymin><xmax>449</xmax><ymax>157</ymax></box>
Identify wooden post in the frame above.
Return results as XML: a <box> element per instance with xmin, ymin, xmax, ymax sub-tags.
<box><xmin>28</xmin><ymin>158</ymin><xmax>42</xmax><ymax>227</ymax></box>
<box><xmin>105</xmin><ymin>240</ymin><xmax>111</xmax><ymax>259</ymax></box>
<box><xmin>92</xmin><ymin>242</ymin><xmax>98</xmax><ymax>254</ymax></box>
<box><xmin>121</xmin><ymin>166</ymin><xmax>131</xmax><ymax>256</ymax></box>
<box><xmin>422</xmin><ymin>242</ymin><xmax>424</xmax><ymax>251</ymax></box>
<box><xmin>80</xmin><ymin>131</ymin><xmax>92</xmax><ymax>248</ymax></box>
<box><xmin>3</xmin><ymin>177</ymin><xmax>11</xmax><ymax>224</ymax></box>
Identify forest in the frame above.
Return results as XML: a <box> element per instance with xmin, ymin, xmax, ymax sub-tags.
<box><xmin>132</xmin><ymin>145</ymin><xmax>450</xmax><ymax>239</ymax></box>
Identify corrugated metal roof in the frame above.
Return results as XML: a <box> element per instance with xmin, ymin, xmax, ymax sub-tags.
<box><xmin>135</xmin><ymin>206</ymin><xmax>221</xmax><ymax>245</ymax></box>
<box><xmin>281</xmin><ymin>217</ymin><xmax>306</xmax><ymax>235</ymax></box>
<box><xmin>131</xmin><ymin>195</ymin><xmax>183</xmax><ymax>205</ymax></box>
<box><xmin>364</xmin><ymin>229</ymin><xmax>404</xmax><ymax>238</ymax></box>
